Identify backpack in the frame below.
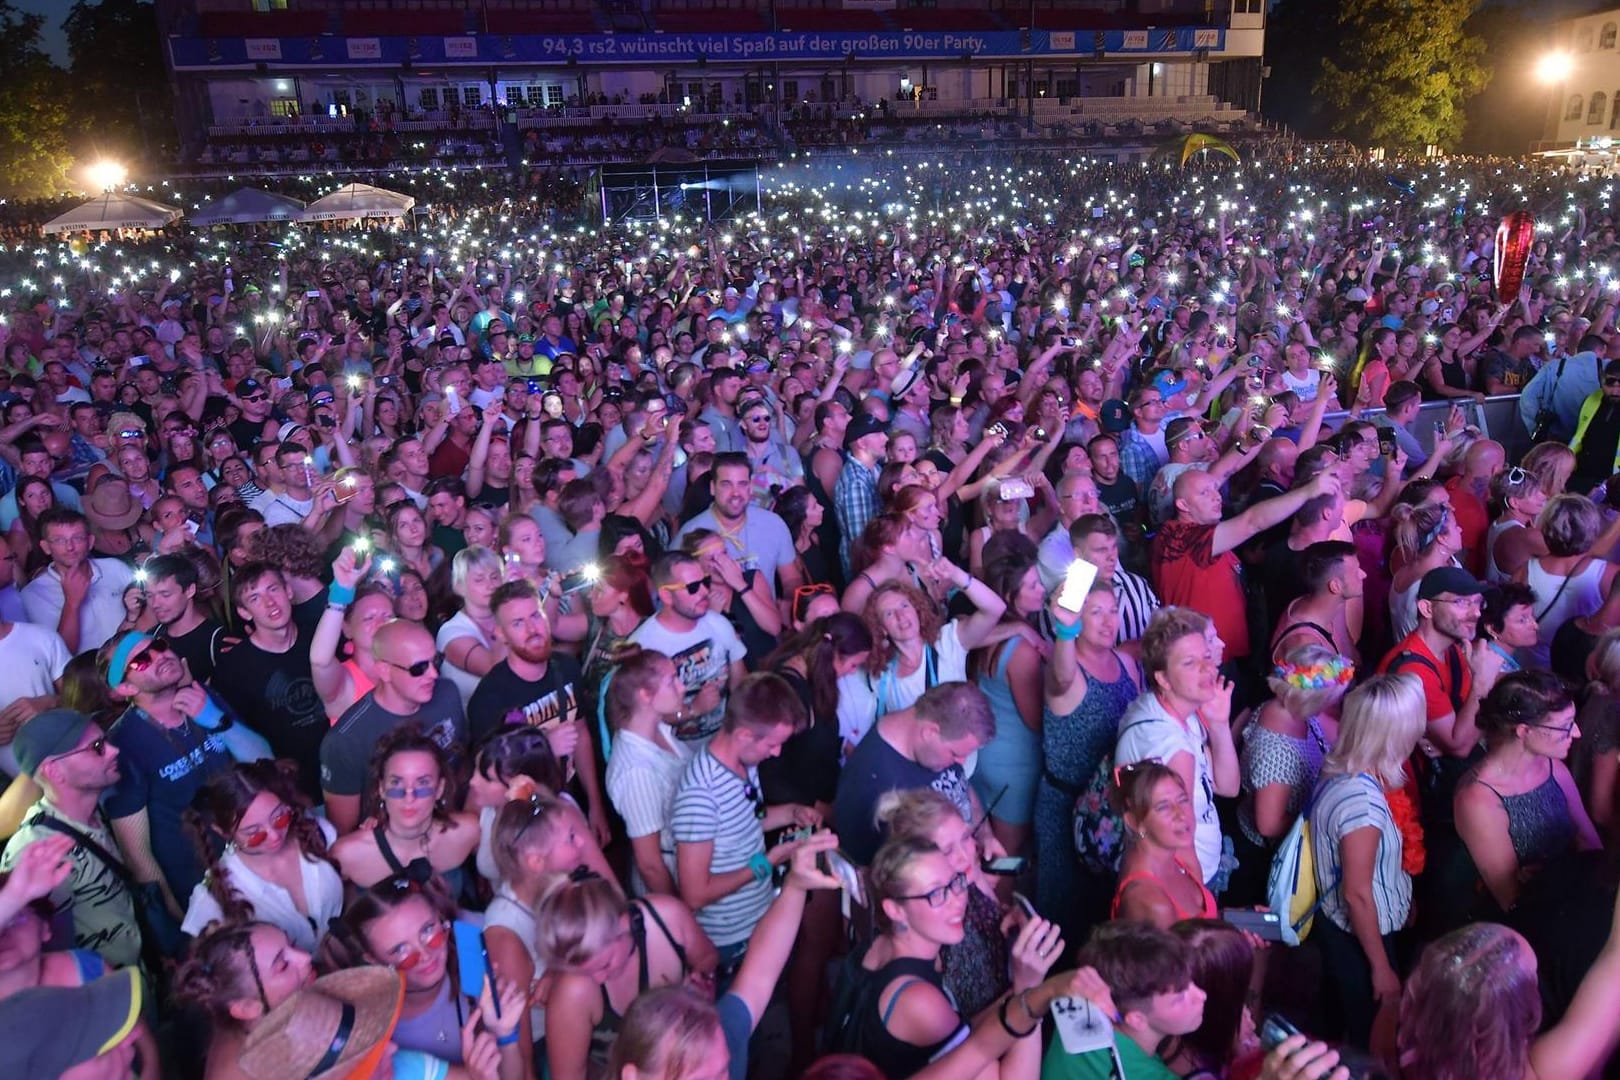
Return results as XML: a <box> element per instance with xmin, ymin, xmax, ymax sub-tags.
<box><xmin>1071</xmin><ymin>715</ymin><xmax>1170</xmax><ymax>876</ymax></box>
<box><xmin>1265</xmin><ymin>775</ymin><xmax>1360</xmax><ymax>946</ymax></box>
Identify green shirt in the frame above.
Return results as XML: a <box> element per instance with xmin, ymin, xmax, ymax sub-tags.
<box><xmin>1041</xmin><ymin>1030</ymin><xmax>1178</xmax><ymax>1080</ymax></box>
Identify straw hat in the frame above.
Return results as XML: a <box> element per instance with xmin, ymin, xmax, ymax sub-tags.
<box><xmin>239</xmin><ymin>967</ymin><xmax>405</xmax><ymax>1080</ymax></box>
<box><xmin>83</xmin><ymin>478</ymin><xmax>144</xmax><ymax>531</ymax></box>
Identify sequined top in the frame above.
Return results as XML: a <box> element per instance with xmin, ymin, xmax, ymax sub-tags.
<box><xmin>1471</xmin><ymin>762</ymin><xmax>1577</xmax><ymax>869</ymax></box>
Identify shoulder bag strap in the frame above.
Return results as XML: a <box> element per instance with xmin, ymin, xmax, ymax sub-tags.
<box><xmin>26</xmin><ymin>813</ymin><xmax>135</xmax><ymax>889</ymax></box>
<box><xmin>635</xmin><ymin>897</ymin><xmax>691</xmax><ymax>976</ymax></box>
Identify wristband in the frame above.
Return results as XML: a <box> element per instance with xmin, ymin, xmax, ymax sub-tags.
<box><xmin>496</xmin><ymin>1031</ymin><xmax>521</xmax><ymax>1047</ymax></box>
<box><xmin>949</xmin><ymin>395</ymin><xmax>963</xmax><ymax>406</ymax></box>
<box><xmin>998</xmin><ymin>995</ymin><xmax>1039</xmax><ymax>1039</ymax></box>
<box><xmin>749</xmin><ymin>852</ymin><xmax>772</xmax><ymax>884</ymax></box>
<box><xmin>327</xmin><ymin>582</ymin><xmax>356</xmax><ymax>607</ymax></box>
<box><xmin>1053</xmin><ymin>620</ymin><xmax>1083</xmax><ymax>642</ymax></box>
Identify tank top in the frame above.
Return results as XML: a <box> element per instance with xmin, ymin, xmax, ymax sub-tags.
<box><xmin>1473</xmin><ymin>761</ymin><xmax>1577</xmax><ymax>868</ymax></box>
<box><xmin>484</xmin><ymin>885</ymin><xmax>546</xmax><ymax>1035</ymax></box>
<box><xmin>828</xmin><ymin>948</ymin><xmax>963</xmax><ymax>1078</ymax></box>
<box><xmin>1523</xmin><ymin>557</ymin><xmax>1606</xmax><ymax>670</ymax></box>
<box><xmin>1484</xmin><ymin>518</ymin><xmax>1523</xmax><ymax>583</ymax></box>
<box><xmin>1111</xmin><ymin>855</ymin><xmax>1218</xmax><ymax>921</ymax></box>
<box><xmin>588</xmin><ymin>900</ymin><xmax>689</xmax><ymax>1072</ymax></box>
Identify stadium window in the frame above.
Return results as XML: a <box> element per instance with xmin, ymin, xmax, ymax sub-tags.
<box><xmin>270</xmin><ymin>97</ymin><xmax>298</xmax><ymax>118</ymax></box>
<box><xmin>1232</xmin><ymin>0</ymin><xmax>1261</xmax><ymax>12</ymax></box>
<box><xmin>419</xmin><ymin>87</ymin><xmax>439</xmax><ymax>110</ymax></box>
<box><xmin>251</xmin><ymin>0</ymin><xmax>288</xmax><ymax>9</ymax></box>
<box><xmin>527</xmin><ymin>85</ymin><xmax>546</xmax><ymax>107</ymax></box>
<box><xmin>1604</xmin><ymin>23</ymin><xmax>1618</xmax><ymax>49</ymax></box>
<box><xmin>1568</xmin><ymin>94</ymin><xmax>1585</xmax><ymax>121</ymax></box>
<box><xmin>545</xmin><ymin>85</ymin><xmax>564</xmax><ymax>107</ymax></box>
<box><xmin>1591</xmin><ymin>92</ymin><xmax>1608</xmax><ymax>125</ymax></box>
<box><xmin>1579</xmin><ymin>28</ymin><xmax>1596</xmax><ymax>52</ymax></box>
<box><xmin>463</xmin><ymin>85</ymin><xmax>483</xmax><ymax>107</ymax></box>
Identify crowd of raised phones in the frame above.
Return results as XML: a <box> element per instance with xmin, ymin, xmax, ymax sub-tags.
<box><xmin>6</xmin><ymin>151</ymin><xmax>1620</xmax><ymax>1080</ymax></box>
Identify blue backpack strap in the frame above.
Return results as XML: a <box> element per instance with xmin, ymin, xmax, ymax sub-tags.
<box><xmin>597</xmin><ymin>667</ymin><xmax>615</xmax><ymax>763</ymax></box>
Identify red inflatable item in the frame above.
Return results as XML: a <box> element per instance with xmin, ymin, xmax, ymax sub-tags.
<box><xmin>1494</xmin><ymin>211</ymin><xmax>1535</xmax><ymax>302</ymax></box>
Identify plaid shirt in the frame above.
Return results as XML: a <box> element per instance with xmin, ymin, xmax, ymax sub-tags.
<box><xmin>1117</xmin><ymin>426</ymin><xmax>1166</xmax><ymax>496</ymax></box>
<box><xmin>833</xmin><ymin>455</ymin><xmax>880</xmax><ymax>579</ymax></box>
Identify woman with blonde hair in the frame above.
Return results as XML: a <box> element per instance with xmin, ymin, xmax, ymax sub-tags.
<box><xmin>1485</xmin><ymin>466</ymin><xmax>1550</xmax><ymax>583</ymax></box>
<box><xmin>822</xmin><ymin>836</ymin><xmax>1069</xmax><ymax>1079</ymax></box>
<box><xmin>1574</xmin><ymin>628</ymin><xmax>1620</xmax><ymax>836</ymax></box>
<box><xmin>1521</xmin><ymin>441</ymin><xmax>1576</xmax><ymax>500</ymax></box>
<box><xmin>1513</xmin><ymin>494</ymin><xmax>1620</xmax><ymax>669</ymax></box>
<box><xmin>1308</xmin><ymin>672</ymin><xmax>1428</xmax><ymax>1046</ymax></box>
<box><xmin>536</xmin><ymin>871</ymin><xmax>717</xmax><ymax>1080</ymax></box>
<box><xmin>876</xmin><ymin>788</ymin><xmax>1011</xmax><ymax>1019</ymax></box>
<box><xmin>1387</xmin><ymin>500</ymin><xmax>1463</xmax><ymax>640</ymax></box>
<box><xmin>437</xmin><ymin>545</ymin><xmax>509</xmax><ymax>708</ymax></box>
<box><xmin>605</xmin><ymin>987</ymin><xmax>725</xmax><ymax>1080</ymax></box>
<box><xmin>1228</xmin><ymin>644</ymin><xmax>1350</xmax><ymax>905</ymax></box>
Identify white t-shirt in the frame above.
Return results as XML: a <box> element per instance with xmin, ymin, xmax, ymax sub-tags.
<box><xmin>836</xmin><ymin>621</ymin><xmax>969</xmax><ymax>755</ymax></box>
<box><xmin>436</xmin><ymin>610</ymin><xmax>491</xmax><ymax>710</ymax></box>
<box><xmin>628</xmin><ymin>613</ymin><xmax>747</xmax><ymax>742</ymax></box>
<box><xmin>1114</xmin><ymin>692</ymin><xmax>1222</xmax><ymax>884</ymax></box>
<box><xmin>0</xmin><ymin>622</ymin><xmax>71</xmax><ymax>775</ymax></box>
<box><xmin>261</xmin><ymin>493</ymin><xmax>316</xmax><ymax>527</ymax></box>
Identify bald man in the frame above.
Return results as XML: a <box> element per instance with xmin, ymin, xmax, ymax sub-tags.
<box><xmin>1444</xmin><ymin>439</ymin><xmax>1504</xmax><ymax>576</ymax></box>
<box><xmin>1153</xmin><ymin>467</ymin><xmax>1340</xmax><ymax>683</ymax></box>
<box><xmin>320</xmin><ymin>618</ymin><xmax>468</xmax><ymax>833</ymax></box>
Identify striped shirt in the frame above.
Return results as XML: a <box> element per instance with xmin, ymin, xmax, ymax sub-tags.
<box><xmin>671</xmin><ymin>748</ymin><xmax>771</xmax><ymax>947</ymax></box>
<box><xmin>1113</xmin><ymin>568</ymin><xmax>1160</xmax><ymax>644</ymax></box>
<box><xmin>607</xmin><ymin>725</ymin><xmax>694</xmax><ymax>895</ymax></box>
<box><xmin>1310</xmin><ymin>772</ymin><xmax>1411</xmax><ymax>936</ymax></box>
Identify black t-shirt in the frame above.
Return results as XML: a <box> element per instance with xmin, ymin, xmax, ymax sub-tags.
<box><xmin>465</xmin><ymin>654</ymin><xmax>584</xmax><ymax>745</ymax></box>
<box><xmin>229</xmin><ymin>414</ymin><xmax>267</xmax><ymax>451</ymax></box>
<box><xmin>1551</xmin><ymin>618</ymin><xmax>1598</xmax><ymax>687</ymax></box>
<box><xmin>1096</xmin><ymin>475</ymin><xmax>1141</xmax><ymax>526</ymax></box>
<box><xmin>211</xmin><ymin>629</ymin><xmax>328</xmax><ymax>800</ymax></box>
<box><xmin>158</xmin><ymin>618</ymin><xmax>228</xmax><ymax>684</ymax></box>
<box><xmin>758</xmin><ymin>667</ymin><xmax>839</xmax><ymax>808</ymax></box>
<box><xmin>1261</xmin><ymin>540</ymin><xmax>1309</xmax><ymax>628</ymax></box>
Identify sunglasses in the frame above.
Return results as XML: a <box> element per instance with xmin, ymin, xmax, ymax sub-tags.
<box><xmin>383</xmin><ymin>782</ymin><xmax>438</xmax><ymax>801</ymax></box>
<box><xmin>1505</xmin><ymin>466</ymin><xmax>1532</xmax><ymax>487</ymax></box>
<box><xmin>660</xmin><ymin>576</ymin><xmax>713</xmax><ymax>596</ymax></box>
<box><xmin>741</xmin><ymin>782</ymin><xmax>768</xmax><ymax>821</ymax></box>
<box><xmin>238</xmin><ymin>805</ymin><xmax>295</xmax><ymax>849</ymax></box>
<box><xmin>388</xmin><ymin>921</ymin><xmax>450</xmax><ymax>971</ymax></box>
<box><xmin>124</xmin><ymin>638</ymin><xmax>173</xmax><ymax>674</ymax></box>
<box><xmin>241</xmin><ymin>393</ymin><xmax>269</xmax><ymax>403</ymax></box>
<box><xmin>384</xmin><ymin>653</ymin><xmax>443</xmax><ymax>677</ymax></box>
<box><xmin>56</xmin><ymin>736</ymin><xmax>110</xmax><ymax>762</ymax></box>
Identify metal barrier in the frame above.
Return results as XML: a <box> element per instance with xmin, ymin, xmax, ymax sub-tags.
<box><xmin>1318</xmin><ymin>393</ymin><xmax>1530</xmax><ymax>460</ymax></box>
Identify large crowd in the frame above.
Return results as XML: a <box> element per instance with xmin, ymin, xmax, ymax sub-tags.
<box><xmin>4</xmin><ymin>146</ymin><xmax>1620</xmax><ymax>1080</ymax></box>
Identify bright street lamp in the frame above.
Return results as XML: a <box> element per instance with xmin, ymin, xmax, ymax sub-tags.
<box><xmin>1537</xmin><ymin>52</ymin><xmax>1574</xmax><ymax>84</ymax></box>
<box><xmin>86</xmin><ymin>160</ymin><xmax>127</xmax><ymax>192</ymax></box>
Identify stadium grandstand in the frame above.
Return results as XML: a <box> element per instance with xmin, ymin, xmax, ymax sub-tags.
<box><xmin>154</xmin><ymin>0</ymin><xmax>1271</xmax><ymax>175</ymax></box>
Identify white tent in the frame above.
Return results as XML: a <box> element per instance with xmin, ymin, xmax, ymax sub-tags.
<box><xmin>42</xmin><ymin>192</ymin><xmax>183</xmax><ymax>235</ymax></box>
<box><xmin>299</xmin><ymin>182</ymin><xmax>415</xmax><ymax>222</ymax></box>
<box><xmin>189</xmin><ymin>187</ymin><xmax>307</xmax><ymax>226</ymax></box>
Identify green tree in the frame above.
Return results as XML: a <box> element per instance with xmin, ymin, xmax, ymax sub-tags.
<box><xmin>1315</xmin><ymin>0</ymin><xmax>1492</xmax><ymax>149</ymax></box>
<box><xmin>64</xmin><ymin>0</ymin><xmax>174</xmax><ymax>159</ymax></box>
<box><xmin>0</xmin><ymin>2</ymin><xmax>72</xmax><ymax>199</ymax></box>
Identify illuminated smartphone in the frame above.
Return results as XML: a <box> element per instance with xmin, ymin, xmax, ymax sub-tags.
<box><xmin>1056</xmin><ymin>558</ymin><xmax>1099</xmax><ymax>614</ymax></box>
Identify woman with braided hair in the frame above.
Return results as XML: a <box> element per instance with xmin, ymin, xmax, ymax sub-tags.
<box><xmin>181</xmin><ymin>758</ymin><xmax>344</xmax><ymax>952</ymax></box>
<box><xmin>172</xmin><ymin>921</ymin><xmax>318</xmax><ymax>1080</ymax></box>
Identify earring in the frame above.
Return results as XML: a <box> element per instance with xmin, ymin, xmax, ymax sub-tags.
<box><xmin>893</xmin><ymin>920</ymin><xmax>908</xmax><ymax>934</ymax></box>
